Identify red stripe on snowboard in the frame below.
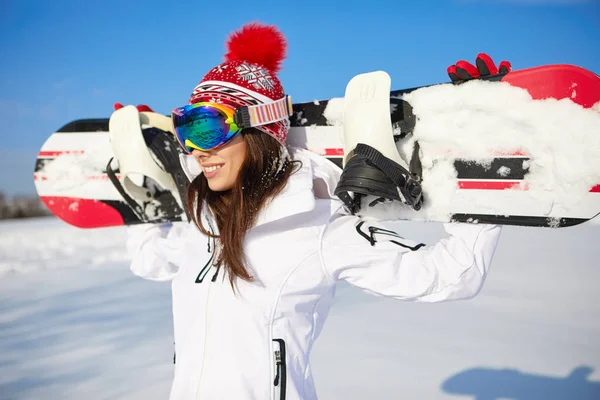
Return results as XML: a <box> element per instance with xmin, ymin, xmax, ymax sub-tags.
<box><xmin>323</xmin><ymin>148</ymin><xmax>344</xmax><ymax>156</ymax></box>
<box><xmin>39</xmin><ymin>150</ymin><xmax>85</xmax><ymax>157</ymax></box>
<box><xmin>34</xmin><ymin>174</ymin><xmax>117</xmax><ymax>181</ymax></box>
<box><xmin>39</xmin><ymin>196</ymin><xmax>124</xmax><ymax>228</ymax></box>
<box><xmin>459</xmin><ymin>181</ymin><xmax>600</xmax><ymax>193</ymax></box>
<box><xmin>458</xmin><ymin>181</ymin><xmax>522</xmax><ymax>190</ymax></box>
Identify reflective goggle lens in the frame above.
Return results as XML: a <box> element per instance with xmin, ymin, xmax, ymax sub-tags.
<box><xmin>171</xmin><ymin>103</ymin><xmax>241</xmax><ymax>152</ymax></box>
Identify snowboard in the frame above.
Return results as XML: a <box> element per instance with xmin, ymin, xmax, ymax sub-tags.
<box><xmin>34</xmin><ymin>63</ymin><xmax>600</xmax><ymax>229</ymax></box>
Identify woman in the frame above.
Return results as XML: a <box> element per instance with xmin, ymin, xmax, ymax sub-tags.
<box><xmin>127</xmin><ymin>22</ymin><xmax>502</xmax><ymax>400</ymax></box>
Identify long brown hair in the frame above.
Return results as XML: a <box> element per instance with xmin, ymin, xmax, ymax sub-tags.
<box><xmin>186</xmin><ymin>128</ymin><xmax>299</xmax><ymax>287</ymax></box>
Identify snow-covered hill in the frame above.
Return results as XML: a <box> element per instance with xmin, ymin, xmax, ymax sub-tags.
<box><xmin>1</xmin><ymin>217</ymin><xmax>599</xmax><ymax>399</ymax></box>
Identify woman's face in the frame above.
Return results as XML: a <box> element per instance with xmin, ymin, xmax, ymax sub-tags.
<box><xmin>191</xmin><ymin>134</ymin><xmax>247</xmax><ymax>192</ymax></box>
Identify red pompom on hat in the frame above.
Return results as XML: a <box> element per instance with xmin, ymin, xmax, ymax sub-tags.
<box><xmin>189</xmin><ymin>22</ymin><xmax>290</xmax><ymax>145</ymax></box>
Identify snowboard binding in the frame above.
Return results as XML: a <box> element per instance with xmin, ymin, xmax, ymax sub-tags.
<box><xmin>336</xmin><ymin>70</ymin><xmax>424</xmax><ymax>215</ymax></box>
<box><xmin>108</xmin><ymin>105</ymin><xmax>190</xmax><ymax>224</ymax></box>
<box><xmin>335</xmin><ymin>143</ymin><xmax>423</xmax><ymax>214</ymax></box>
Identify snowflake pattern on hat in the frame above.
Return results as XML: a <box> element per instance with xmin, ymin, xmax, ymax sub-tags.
<box><xmin>199</xmin><ymin>60</ymin><xmax>284</xmax><ymax>99</ymax></box>
<box><xmin>235</xmin><ymin>62</ymin><xmax>275</xmax><ymax>91</ymax></box>
<box><xmin>212</xmin><ymin>64</ymin><xmax>228</xmax><ymax>73</ymax></box>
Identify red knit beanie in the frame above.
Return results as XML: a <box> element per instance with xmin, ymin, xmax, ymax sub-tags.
<box><xmin>189</xmin><ymin>22</ymin><xmax>289</xmax><ymax>145</ymax></box>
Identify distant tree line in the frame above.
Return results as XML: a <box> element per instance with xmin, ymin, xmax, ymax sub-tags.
<box><xmin>0</xmin><ymin>191</ymin><xmax>51</xmax><ymax>219</ymax></box>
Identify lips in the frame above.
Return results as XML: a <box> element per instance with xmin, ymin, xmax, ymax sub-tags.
<box><xmin>204</xmin><ymin>165</ymin><xmax>222</xmax><ymax>173</ymax></box>
<box><xmin>202</xmin><ymin>163</ymin><xmax>224</xmax><ymax>178</ymax></box>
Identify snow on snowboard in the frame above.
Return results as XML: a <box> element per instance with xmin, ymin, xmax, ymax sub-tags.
<box><xmin>34</xmin><ymin>64</ymin><xmax>600</xmax><ymax>229</ymax></box>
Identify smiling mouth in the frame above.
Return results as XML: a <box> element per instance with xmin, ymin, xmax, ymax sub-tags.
<box><xmin>203</xmin><ymin>164</ymin><xmax>223</xmax><ymax>173</ymax></box>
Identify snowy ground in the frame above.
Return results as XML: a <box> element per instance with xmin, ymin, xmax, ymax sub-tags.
<box><xmin>1</xmin><ymin>216</ymin><xmax>599</xmax><ymax>399</ymax></box>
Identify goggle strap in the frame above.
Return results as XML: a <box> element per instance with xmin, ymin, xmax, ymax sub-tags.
<box><xmin>234</xmin><ymin>96</ymin><xmax>293</xmax><ymax>129</ymax></box>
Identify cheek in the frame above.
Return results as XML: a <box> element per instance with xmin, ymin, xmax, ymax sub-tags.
<box><xmin>227</xmin><ymin>142</ymin><xmax>247</xmax><ymax>176</ymax></box>
<box><xmin>213</xmin><ymin>136</ymin><xmax>247</xmax><ymax>183</ymax></box>
<box><xmin>234</xmin><ymin>148</ymin><xmax>247</xmax><ymax>173</ymax></box>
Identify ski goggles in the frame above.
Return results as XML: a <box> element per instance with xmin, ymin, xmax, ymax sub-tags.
<box><xmin>171</xmin><ymin>96</ymin><xmax>293</xmax><ymax>153</ymax></box>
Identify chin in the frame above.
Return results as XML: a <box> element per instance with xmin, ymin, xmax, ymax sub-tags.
<box><xmin>207</xmin><ymin>179</ymin><xmax>235</xmax><ymax>192</ymax></box>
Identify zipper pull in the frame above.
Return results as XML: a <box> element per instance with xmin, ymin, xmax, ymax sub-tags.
<box><xmin>274</xmin><ymin>350</ymin><xmax>281</xmax><ymax>385</ymax></box>
<box><xmin>211</xmin><ymin>265</ymin><xmax>220</xmax><ymax>282</ymax></box>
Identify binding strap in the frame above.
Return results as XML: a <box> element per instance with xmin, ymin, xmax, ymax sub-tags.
<box><xmin>106</xmin><ymin>158</ymin><xmax>147</xmax><ymax>223</ymax></box>
<box><xmin>353</xmin><ymin>143</ymin><xmax>423</xmax><ymax>210</ymax></box>
<box><xmin>144</xmin><ymin>127</ymin><xmax>190</xmax><ymax>221</ymax></box>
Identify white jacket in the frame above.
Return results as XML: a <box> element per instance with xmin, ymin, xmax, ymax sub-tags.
<box><xmin>127</xmin><ymin>148</ymin><xmax>501</xmax><ymax>400</ymax></box>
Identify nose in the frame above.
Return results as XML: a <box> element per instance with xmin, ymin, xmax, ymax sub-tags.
<box><xmin>191</xmin><ymin>149</ymin><xmax>215</xmax><ymax>163</ymax></box>
<box><xmin>191</xmin><ymin>149</ymin><xmax>211</xmax><ymax>158</ymax></box>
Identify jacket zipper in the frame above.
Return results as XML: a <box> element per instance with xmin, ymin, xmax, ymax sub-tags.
<box><xmin>195</xmin><ymin>277</ymin><xmax>213</xmax><ymax>399</ymax></box>
<box><xmin>273</xmin><ymin>339</ymin><xmax>287</xmax><ymax>400</ymax></box>
<box><xmin>196</xmin><ymin>218</ymin><xmax>217</xmax><ymax>283</ymax></box>
<box><xmin>196</xmin><ymin>214</ymin><xmax>216</xmax><ymax>399</ymax></box>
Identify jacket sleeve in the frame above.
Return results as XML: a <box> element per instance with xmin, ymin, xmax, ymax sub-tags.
<box><xmin>320</xmin><ymin>213</ymin><xmax>501</xmax><ymax>302</ymax></box>
<box><xmin>126</xmin><ymin>221</ymin><xmax>187</xmax><ymax>281</ymax></box>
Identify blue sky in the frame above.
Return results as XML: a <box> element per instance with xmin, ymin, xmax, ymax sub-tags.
<box><xmin>1</xmin><ymin>0</ymin><xmax>599</xmax><ymax>196</ymax></box>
